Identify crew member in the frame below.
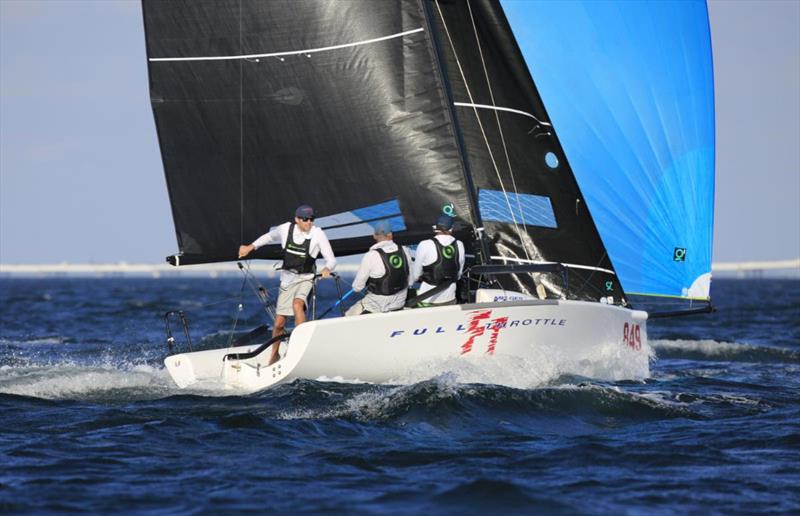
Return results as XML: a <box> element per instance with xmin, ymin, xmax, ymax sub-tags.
<box><xmin>347</xmin><ymin>220</ymin><xmax>412</xmax><ymax>316</ymax></box>
<box><xmin>410</xmin><ymin>213</ymin><xmax>465</xmax><ymax>306</ymax></box>
<box><xmin>238</xmin><ymin>204</ymin><xmax>336</xmax><ymax>364</ymax></box>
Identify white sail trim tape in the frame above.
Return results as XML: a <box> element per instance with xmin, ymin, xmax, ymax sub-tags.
<box><xmin>150</xmin><ymin>28</ymin><xmax>425</xmax><ymax>62</ymax></box>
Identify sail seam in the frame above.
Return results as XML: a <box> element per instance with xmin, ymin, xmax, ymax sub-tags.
<box><xmin>149</xmin><ymin>28</ymin><xmax>425</xmax><ymax>62</ymax></box>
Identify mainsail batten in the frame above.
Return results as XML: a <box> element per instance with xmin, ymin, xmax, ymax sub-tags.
<box><xmin>148</xmin><ymin>27</ymin><xmax>427</xmax><ymax>62</ymax></box>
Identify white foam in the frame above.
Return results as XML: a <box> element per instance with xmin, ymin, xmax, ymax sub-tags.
<box><xmin>0</xmin><ymin>336</ymin><xmax>65</xmax><ymax>345</ymax></box>
<box><xmin>651</xmin><ymin>339</ymin><xmax>746</xmax><ymax>356</ymax></box>
<box><xmin>0</xmin><ymin>362</ymin><xmax>177</xmax><ymax>400</ymax></box>
<box><xmin>387</xmin><ymin>340</ymin><xmax>652</xmax><ymax>390</ymax></box>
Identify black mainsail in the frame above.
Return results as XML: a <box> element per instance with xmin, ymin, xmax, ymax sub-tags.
<box><xmin>143</xmin><ymin>0</ymin><xmax>624</xmax><ymax>303</ymax></box>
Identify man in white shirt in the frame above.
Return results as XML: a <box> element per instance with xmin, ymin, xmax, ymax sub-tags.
<box><xmin>410</xmin><ymin>214</ymin><xmax>465</xmax><ymax>306</ymax></box>
<box><xmin>238</xmin><ymin>204</ymin><xmax>336</xmax><ymax>364</ymax></box>
<box><xmin>346</xmin><ymin>220</ymin><xmax>412</xmax><ymax>316</ymax></box>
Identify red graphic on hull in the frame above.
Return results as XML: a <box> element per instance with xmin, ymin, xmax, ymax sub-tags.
<box><xmin>461</xmin><ymin>310</ymin><xmax>509</xmax><ymax>355</ymax></box>
<box><xmin>460</xmin><ymin>310</ymin><xmax>491</xmax><ymax>354</ymax></box>
<box><xmin>486</xmin><ymin>316</ymin><xmax>508</xmax><ymax>355</ymax></box>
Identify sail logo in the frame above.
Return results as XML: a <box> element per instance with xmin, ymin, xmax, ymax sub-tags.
<box><xmin>673</xmin><ymin>247</ymin><xmax>687</xmax><ymax>262</ymax></box>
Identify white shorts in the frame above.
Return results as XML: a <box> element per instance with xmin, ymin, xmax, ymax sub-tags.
<box><xmin>276</xmin><ymin>280</ymin><xmax>313</xmax><ymax>316</ymax></box>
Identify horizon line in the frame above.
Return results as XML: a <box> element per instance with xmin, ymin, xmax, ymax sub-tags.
<box><xmin>0</xmin><ymin>259</ymin><xmax>798</xmax><ymax>277</ymax></box>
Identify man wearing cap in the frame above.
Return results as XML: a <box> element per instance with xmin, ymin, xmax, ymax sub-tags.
<box><xmin>410</xmin><ymin>213</ymin><xmax>465</xmax><ymax>306</ymax></box>
<box><xmin>346</xmin><ymin>220</ymin><xmax>412</xmax><ymax>316</ymax></box>
<box><xmin>238</xmin><ymin>204</ymin><xmax>336</xmax><ymax>364</ymax></box>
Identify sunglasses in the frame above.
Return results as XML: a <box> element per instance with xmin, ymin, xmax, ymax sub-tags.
<box><xmin>298</xmin><ymin>216</ymin><xmax>315</xmax><ymax>222</ymax></box>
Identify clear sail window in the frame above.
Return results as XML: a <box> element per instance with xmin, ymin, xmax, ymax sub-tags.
<box><xmin>545</xmin><ymin>151</ymin><xmax>559</xmax><ymax>168</ymax></box>
<box><xmin>479</xmin><ymin>189</ymin><xmax>557</xmax><ymax>229</ymax></box>
<box><xmin>315</xmin><ymin>199</ymin><xmax>406</xmax><ymax>240</ymax></box>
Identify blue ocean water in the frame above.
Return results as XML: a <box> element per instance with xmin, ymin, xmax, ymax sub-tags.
<box><xmin>0</xmin><ymin>277</ymin><xmax>798</xmax><ymax>513</ymax></box>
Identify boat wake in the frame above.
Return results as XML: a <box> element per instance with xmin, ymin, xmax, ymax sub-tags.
<box><xmin>651</xmin><ymin>339</ymin><xmax>800</xmax><ymax>363</ymax></box>
<box><xmin>3</xmin><ymin>338</ymin><xmax>792</xmax><ymax>404</ymax></box>
<box><xmin>0</xmin><ymin>362</ymin><xmax>176</xmax><ymax>401</ymax></box>
<box><xmin>391</xmin><ymin>339</ymin><xmax>651</xmax><ymax>389</ymax></box>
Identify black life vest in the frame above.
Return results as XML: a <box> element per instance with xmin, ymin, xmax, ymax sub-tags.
<box><xmin>421</xmin><ymin>237</ymin><xmax>459</xmax><ymax>286</ymax></box>
<box><xmin>367</xmin><ymin>246</ymin><xmax>409</xmax><ymax>296</ymax></box>
<box><xmin>281</xmin><ymin>223</ymin><xmax>315</xmax><ymax>274</ymax></box>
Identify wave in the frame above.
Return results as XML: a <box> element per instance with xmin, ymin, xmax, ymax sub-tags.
<box><xmin>273</xmin><ymin>375</ymin><xmax>697</xmax><ymax>424</ymax></box>
<box><xmin>652</xmin><ymin>339</ymin><xmax>800</xmax><ymax>363</ymax></box>
<box><xmin>0</xmin><ymin>336</ymin><xmax>71</xmax><ymax>346</ymax></box>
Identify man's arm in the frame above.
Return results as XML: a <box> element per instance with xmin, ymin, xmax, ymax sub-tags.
<box><xmin>238</xmin><ymin>224</ymin><xmax>284</xmax><ymax>258</ymax></box>
<box><xmin>351</xmin><ymin>252</ymin><xmax>373</xmax><ymax>291</ymax></box>
<box><xmin>410</xmin><ymin>240</ymin><xmax>431</xmax><ymax>284</ymax></box>
<box><xmin>403</xmin><ymin>246</ymin><xmax>414</xmax><ymax>284</ymax></box>
<box><xmin>316</xmin><ymin>229</ymin><xmax>337</xmax><ymax>278</ymax></box>
<box><xmin>457</xmin><ymin>240</ymin><xmax>466</xmax><ymax>278</ymax></box>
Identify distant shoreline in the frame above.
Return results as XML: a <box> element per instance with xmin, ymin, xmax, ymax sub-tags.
<box><xmin>1</xmin><ymin>260</ymin><xmax>798</xmax><ymax>278</ymax></box>
<box><xmin>0</xmin><ymin>262</ymin><xmax>359</xmax><ymax>278</ymax></box>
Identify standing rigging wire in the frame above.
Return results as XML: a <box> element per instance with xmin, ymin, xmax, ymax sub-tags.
<box><xmin>433</xmin><ymin>0</ymin><xmax>529</xmax><ymax>261</ymax></box>
<box><xmin>465</xmin><ymin>0</ymin><xmax>534</xmax><ymax>262</ymax></box>
<box><xmin>238</xmin><ymin>0</ymin><xmax>245</xmax><ymax>246</ymax></box>
<box><xmin>238</xmin><ymin>261</ymin><xmax>277</xmax><ymax>323</ymax></box>
<box><xmin>225</xmin><ymin>274</ymin><xmax>249</xmax><ymax>348</ymax></box>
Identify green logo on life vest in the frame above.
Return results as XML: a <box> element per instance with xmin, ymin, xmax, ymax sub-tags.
<box><xmin>389</xmin><ymin>254</ymin><xmax>404</xmax><ymax>269</ymax></box>
<box><xmin>442</xmin><ymin>245</ymin><xmax>455</xmax><ymax>259</ymax></box>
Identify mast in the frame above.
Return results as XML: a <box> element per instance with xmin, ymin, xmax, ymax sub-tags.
<box><xmin>420</xmin><ymin>0</ymin><xmax>490</xmax><ymax>265</ymax></box>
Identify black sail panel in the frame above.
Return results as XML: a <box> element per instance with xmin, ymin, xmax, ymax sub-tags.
<box><xmin>429</xmin><ymin>0</ymin><xmax>624</xmax><ymax>302</ymax></box>
<box><xmin>143</xmin><ymin>0</ymin><xmax>474</xmax><ymax>264</ymax></box>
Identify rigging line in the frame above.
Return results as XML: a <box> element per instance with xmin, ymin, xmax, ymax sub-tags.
<box><xmin>149</xmin><ymin>27</ymin><xmax>425</xmax><ymax>62</ymax></box>
<box><xmin>434</xmin><ymin>0</ymin><xmax>527</xmax><ymax>259</ymax></box>
<box><xmin>465</xmin><ymin>0</ymin><xmax>531</xmax><ymax>262</ymax></box>
<box><xmin>225</xmin><ymin>274</ymin><xmax>248</xmax><ymax>348</ymax></box>
<box><xmin>239</xmin><ymin>0</ymin><xmax>244</xmax><ymax>245</ymax></box>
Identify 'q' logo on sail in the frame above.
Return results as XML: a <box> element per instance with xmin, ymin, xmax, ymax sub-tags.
<box><xmin>389</xmin><ymin>254</ymin><xmax>404</xmax><ymax>269</ymax></box>
<box><xmin>442</xmin><ymin>203</ymin><xmax>455</xmax><ymax>217</ymax></box>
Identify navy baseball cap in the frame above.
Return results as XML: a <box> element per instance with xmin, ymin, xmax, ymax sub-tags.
<box><xmin>435</xmin><ymin>214</ymin><xmax>454</xmax><ymax>230</ymax></box>
<box><xmin>295</xmin><ymin>204</ymin><xmax>315</xmax><ymax>218</ymax></box>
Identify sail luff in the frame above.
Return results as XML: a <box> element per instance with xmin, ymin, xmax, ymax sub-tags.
<box><xmin>140</xmin><ymin>4</ymin><xmax>186</xmax><ymax>259</ymax></box>
<box><xmin>427</xmin><ymin>0</ymin><xmax>624</xmax><ymax>302</ymax></box>
<box><xmin>420</xmin><ymin>0</ymin><xmax>489</xmax><ymax>265</ymax></box>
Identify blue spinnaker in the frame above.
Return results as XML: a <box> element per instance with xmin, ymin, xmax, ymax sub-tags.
<box><xmin>502</xmin><ymin>0</ymin><xmax>715</xmax><ymax>300</ymax></box>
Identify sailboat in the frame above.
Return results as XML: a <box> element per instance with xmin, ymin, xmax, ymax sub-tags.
<box><xmin>142</xmin><ymin>0</ymin><xmax>714</xmax><ymax>392</ymax></box>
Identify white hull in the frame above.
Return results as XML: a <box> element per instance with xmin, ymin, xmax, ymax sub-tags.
<box><xmin>165</xmin><ymin>298</ymin><xmax>650</xmax><ymax>393</ymax></box>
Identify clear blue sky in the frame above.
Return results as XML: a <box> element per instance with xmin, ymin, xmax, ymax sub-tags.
<box><xmin>1</xmin><ymin>0</ymin><xmax>798</xmax><ymax>265</ymax></box>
